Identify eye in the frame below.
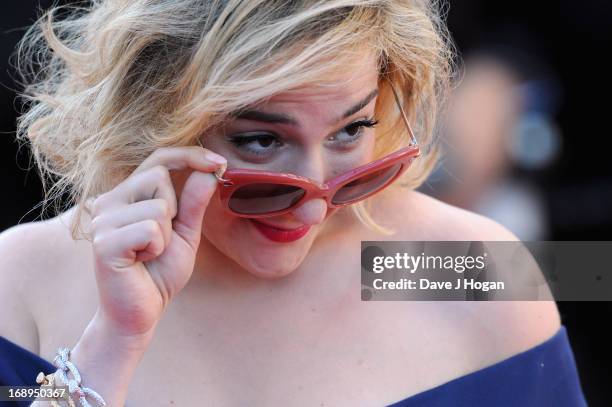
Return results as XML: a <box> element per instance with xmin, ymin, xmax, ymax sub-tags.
<box><xmin>227</xmin><ymin>132</ymin><xmax>284</xmax><ymax>156</ymax></box>
<box><xmin>329</xmin><ymin>118</ymin><xmax>379</xmax><ymax>145</ymax></box>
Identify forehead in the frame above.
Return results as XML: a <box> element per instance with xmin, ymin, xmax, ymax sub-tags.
<box><xmin>255</xmin><ymin>51</ymin><xmax>380</xmax><ymax>112</ymax></box>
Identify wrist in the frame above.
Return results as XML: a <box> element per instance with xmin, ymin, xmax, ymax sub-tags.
<box><xmin>89</xmin><ymin>307</ymin><xmax>157</xmax><ymax>352</ymax></box>
<box><xmin>62</xmin><ymin>309</ymin><xmax>156</xmax><ymax>406</ymax></box>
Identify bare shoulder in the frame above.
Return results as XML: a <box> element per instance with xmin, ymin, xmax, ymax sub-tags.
<box><xmin>372</xmin><ymin>189</ymin><xmax>520</xmax><ymax>240</ymax></box>
<box><xmin>371</xmin><ymin>189</ymin><xmax>561</xmax><ymax>361</ymax></box>
<box><xmin>0</xmin><ymin>207</ymin><xmax>95</xmax><ymax>354</ymax></box>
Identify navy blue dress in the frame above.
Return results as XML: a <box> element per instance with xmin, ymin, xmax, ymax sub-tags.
<box><xmin>0</xmin><ymin>325</ymin><xmax>587</xmax><ymax>406</ymax></box>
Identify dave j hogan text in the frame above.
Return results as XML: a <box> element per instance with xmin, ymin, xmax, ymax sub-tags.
<box><xmin>372</xmin><ymin>278</ymin><xmax>505</xmax><ymax>292</ymax></box>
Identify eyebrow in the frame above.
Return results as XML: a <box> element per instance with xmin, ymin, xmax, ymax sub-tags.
<box><xmin>232</xmin><ymin>88</ymin><xmax>379</xmax><ymax>126</ymax></box>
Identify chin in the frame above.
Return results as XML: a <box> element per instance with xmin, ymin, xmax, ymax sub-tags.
<box><xmin>233</xmin><ymin>234</ymin><xmax>316</xmax><ymax>279</ymax></box>
<box><xmin>237</xmin><ymin>244</ymin><xmax>312</xmax><ymax>279</ymax></box>
<box><xmin>202</xmin><ymin>211</ymin><xmax>321</xmax><ymax>278</ymax></box>
<box><xmin>244</xmin><ymin>264</ymin><xmax>300</xmax><ymax>279</ymax></box>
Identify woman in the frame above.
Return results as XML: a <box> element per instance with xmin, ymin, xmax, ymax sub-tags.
<box><xmin>0</xmin><ymin>0</ymin><xmax>585</xmax><ymax>406</ymax></box>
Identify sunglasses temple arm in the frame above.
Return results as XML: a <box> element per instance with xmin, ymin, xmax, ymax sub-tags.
<box><xmin>387</xmin><ymin>80</ymin><xmax>419</xmax><ymax>147</ymax></box>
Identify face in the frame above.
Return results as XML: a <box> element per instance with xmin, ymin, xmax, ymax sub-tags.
<box><xmin>195</xmin><ymin>52</ymin><xmax>381</xmax><ymax>279</ymax></box>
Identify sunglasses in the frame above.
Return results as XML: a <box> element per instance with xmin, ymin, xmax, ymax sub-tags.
<box><xmin>197</xmin><ymin>81</ymin><xmax>420</xmax><ymax>218</ymax></box>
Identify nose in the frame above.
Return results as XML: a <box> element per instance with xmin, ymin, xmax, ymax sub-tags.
<box><xmin>286</xmin><ymin>150</ymin><xmax>329</xmax><ymax>225</ymax></box>
<box><xmin>291</xmin><ymin>198</ymin><xmax>328</xmax><ymax>226</ymax></box>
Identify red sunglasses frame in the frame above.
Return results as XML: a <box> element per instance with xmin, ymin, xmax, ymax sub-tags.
<box><xmin>197</xmin><ymin>80</ymin><xmax>421</xmax><ymax>218</ymax></box>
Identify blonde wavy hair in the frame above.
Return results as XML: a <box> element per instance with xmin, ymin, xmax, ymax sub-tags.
<box><xmin>13</xmin><ymin>0</ymin><xmax>455</xmax><ymax>240</ymax></box>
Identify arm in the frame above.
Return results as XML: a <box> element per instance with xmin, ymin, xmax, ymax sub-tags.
<box><xmin>30</xmin><ymin>309</ymin><xmax>155</xmax><ymax>407</ymax></box>
<box><xmin>0</xmin><ymin>223</ymin><xmax>150</xmax><ymax>407</ymax></box>
<box><xmin>28</xmin><ymin>146</ymin><xmax>223</xmax><ymax>406</ymax></box>
<box><xmin>0</xmin><ymin>224</ymin><xmax>43</xmax><ymax>354</ymax></box>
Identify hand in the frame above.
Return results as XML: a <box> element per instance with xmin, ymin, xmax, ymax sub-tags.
<box><xmin>88</xmin><ymin>146</ymin><xmax>226</xmax><ymax>341</ymax></box>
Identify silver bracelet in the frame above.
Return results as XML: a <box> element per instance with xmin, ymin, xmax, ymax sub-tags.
<box><xmin>53</xmin><ymin>347</ymin><xmax>107</xmax><ymax>407</ymax></box>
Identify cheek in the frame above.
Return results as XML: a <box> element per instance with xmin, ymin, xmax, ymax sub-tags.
<box><xmin>327</xmin><ymin>138</ymin><xmax>376</xmax><ymax>178</ymax></box>
<box><xmin>202</xmin><ymin>192</ymin><xmax>257</xmax><ymax>252</ymax></box>
<box><xmin>363</xmin><ymin>133</ymin><xmax>377</xmax><ymax>161</ymax></box>
<box><xmin>202</xmin><ymin>192</ymin><xmax>238</xmax><ymax>236</ymax></box>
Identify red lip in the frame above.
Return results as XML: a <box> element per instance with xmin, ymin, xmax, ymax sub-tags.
<box><xmin>250</xmin><ymin>220</ymin><xmax>311</xmax><ymax>243</ymax></box>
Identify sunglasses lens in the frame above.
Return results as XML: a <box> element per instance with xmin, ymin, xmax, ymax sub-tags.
<box><xmin>228</xmin><ymin>183</ymin><xmax>306</xmax><ymax>215</ymax></box>
<box><xmin>332</xmin><ymin>163</ymin><xmax>403</xmax><ymax>205</ymax></box>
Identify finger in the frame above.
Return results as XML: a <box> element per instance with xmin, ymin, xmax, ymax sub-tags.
<box><xmin>131</xmin><ymin>146</ymin><xmax>226</xmax><ymax>176</ymax></box>
<box><xmin>94</xmin><ymin>144</ymin><xmax>227</xmax><ymax>216</ymax></box>
<box><xmin>91</xmin><ymin>199</ymin><xmax>174</xmax><ymax>248</ymax></box>
<box><xmin>93</xmin><ymin>219</ymin><xmax>165</xmax><ymax>270</ymax></box>
<box><xmin>92</xmin><ymin>166</ymin><xmax>178</xmax><ymax>217</ymax></box>
<box><xmin>171</xmin><ymin>170</ymin><xmax>218</xmax><ymax>252</ymax></box>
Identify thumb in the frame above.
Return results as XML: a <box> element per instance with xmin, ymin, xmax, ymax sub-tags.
<box><xmin>172</xmin><ymin>170</ymin><xmax>218</xmax><ymax>251</ymax></box>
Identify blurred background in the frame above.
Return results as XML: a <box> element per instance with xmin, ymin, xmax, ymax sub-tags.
<box><xmin>423</xmin><ymin>1</ymin><xmax>612</xmax><ymax>404</ymax></box>
<box><xmin>1</xmin><ymin>1</ymin><xmax>611</xmax><ymax>405</ymax></box>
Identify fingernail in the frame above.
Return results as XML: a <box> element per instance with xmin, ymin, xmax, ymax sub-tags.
<box><xmin>206</xmin><ymin>152</ymin><xmax>226</xmax><ymax>165</ymax></box>
<box><xmin>214</xmin><ymin>164</ymin><xmax>227</xmax><ymax>179</ymax></box>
